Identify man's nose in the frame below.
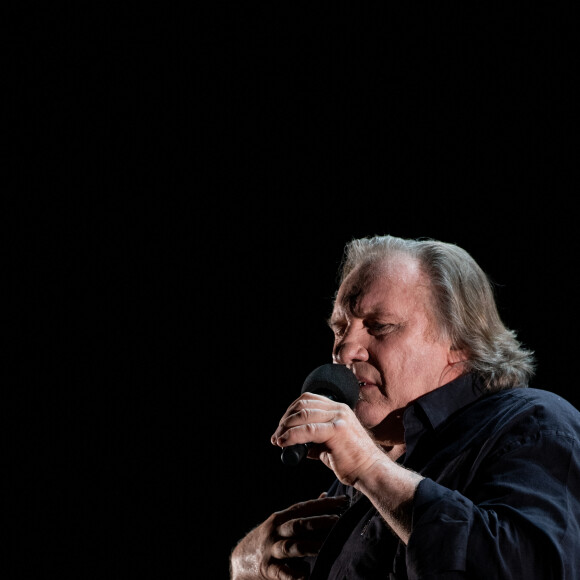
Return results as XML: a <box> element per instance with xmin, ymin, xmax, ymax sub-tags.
<box><xmin>333</xmin><ymin>330</ymin><xmax>369</xmax><ymax>365</ymax></box>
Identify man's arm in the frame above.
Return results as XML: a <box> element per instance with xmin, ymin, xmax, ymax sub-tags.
<box><xmin>350</xmin><ymin>456</ymin><xmax>423</xmax><ymax>544</ymax></box>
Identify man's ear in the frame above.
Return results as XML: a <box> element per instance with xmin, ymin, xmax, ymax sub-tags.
<box><xmin>448</xmin><ymin>344</ymin><xmax>468</xmax><ymax>364</ymax></box>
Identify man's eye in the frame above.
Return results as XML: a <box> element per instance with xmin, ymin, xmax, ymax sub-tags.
<box><xmin>368</xmin><ymin>323</ymin><xmax>393</xmax><ymax>334</ymax></box>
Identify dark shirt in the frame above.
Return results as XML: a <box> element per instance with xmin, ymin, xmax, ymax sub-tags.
<box><xmin>308</xmin><ymin>373</ymin><xmax>580</xmax><ymax>579</ymax></box>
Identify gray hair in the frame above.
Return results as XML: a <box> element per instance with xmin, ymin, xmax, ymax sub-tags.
<box><xmin>338</xmin><ymin>235</ymin><xmax>535</xmax><ymax>391</ymax></box>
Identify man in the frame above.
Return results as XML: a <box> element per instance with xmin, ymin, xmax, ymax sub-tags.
<box><xmin>230</xmin><ymin>235</ymin><xmax>580</xmax><ymax>579</ymax></box>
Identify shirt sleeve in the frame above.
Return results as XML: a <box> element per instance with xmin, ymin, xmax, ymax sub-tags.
<box><xmin>405</xmin><ymin>430</ymin><xmax>580</xmax><ymax>579</ymax></box>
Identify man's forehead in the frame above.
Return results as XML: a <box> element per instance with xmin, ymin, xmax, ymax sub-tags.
<box><xmin>331</xmin><ymin>299</ymin><xmax>396</xmax><ymax>321</ymax></box>
<box><xmin>334</xmin><ymin>281</ymin><xmax>391</xmax><ymax>319</ymax></box>
<box><xmin>333</xmin><ymin>256</ymin><xmax>426</xmax><ymax>317</ymax></box>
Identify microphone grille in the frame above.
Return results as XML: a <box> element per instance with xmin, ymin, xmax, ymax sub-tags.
<box><xmin>301</xmin><ymin>364</ymin><xmax>360</xmax><ymax>408</ymax></box>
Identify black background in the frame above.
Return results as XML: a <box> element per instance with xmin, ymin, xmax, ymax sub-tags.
<box><xmin>5</xmin><ymin>4</ymin><xmax>577</xmax><ymax>579</ymax></box>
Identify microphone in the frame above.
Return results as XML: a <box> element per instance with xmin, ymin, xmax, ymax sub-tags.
<box><xmin>280</xmin><ymin>364</ymin><xmax>360</xmax><ymax>466</ymax></box>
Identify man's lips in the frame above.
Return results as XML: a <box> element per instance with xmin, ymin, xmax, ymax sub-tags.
<box><xmin>357</xmin><ymin>378</ymin><xmax>377</xmax><ymax>388</ymax></box>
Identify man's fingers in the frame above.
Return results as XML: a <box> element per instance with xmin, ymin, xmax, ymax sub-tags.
<box><xmin>277</xmin><ymin>514</ymin><xmax>341</xmax><ymax>538</ymax></box>
<box><xmin>271</xmin><ymin>394</ymin><xmax>345</xmax><ymax>445</ymax></box>
<box><xmin>264</xmin><ymin>559</ymin><xmax>309</xmax><ymax>580</ymax></box>
<box><xmin>253</xmin><ymin>495</ymin><xmax>350</xmax><ymax>579</ymax></box>
<box><xmin>275</xmin><ymin>495</ymin><xmax>349</xmax><ymax>520</ymax></box>
<box><xmin>271</xmin><ymin>537</ymin><xmax>326</xmax><ymax>559</ymax></box>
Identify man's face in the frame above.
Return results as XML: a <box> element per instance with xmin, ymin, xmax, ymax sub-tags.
<box><xmin>329</xmin><ymin>256</ymin><xmax>464</xmax><ymax>441</ymax></box>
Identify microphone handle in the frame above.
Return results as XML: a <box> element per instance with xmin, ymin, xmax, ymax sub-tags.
<box><xmin>281</xmin><ymin>442</ymin><xmax>311</xmax><ymax>465</ymax></box>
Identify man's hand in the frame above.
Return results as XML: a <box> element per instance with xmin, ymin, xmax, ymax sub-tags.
<box><xmin>271</xmin><ymin>393</ymin><xmax>385</xmax><ymax>486</ymax></box>
<box><xmin>230</xmin><ymin>494</ymin><xmax>349</xmax><ymax>580</ymax></box>
<box><xmin>270</xmin><ymin>392</ymin><xmax>422</xmax><ymax>545</ymax></box>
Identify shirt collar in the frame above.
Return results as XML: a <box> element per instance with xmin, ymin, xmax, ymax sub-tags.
<box><xmin>401</xmin><ymin>373</ymin><xmax>485</xmax><ymax>461</ymax></box>
<box><xmin>413</xmin><ymin>372</ymin><xmax>485</xmax><ymax>431</ymax></box>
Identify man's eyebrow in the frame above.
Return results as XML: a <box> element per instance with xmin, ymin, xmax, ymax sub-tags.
<box><xmin>327</xmin><ymin>307</ymin><xmax>395</xmax><ymax>328</ymax></box>
<box><xmin>326</xmin><ymin>313</ymin><xmax>344</xmax><ymax>329</ymax></box>
<box><xmin>364</xmin><ymin>307</ymin><xmax>396</xmax><ymax>318</ymax></box>
<box><xmin>350</xmin><ymin>308</ymin><xmax>398</xmax><ymax>323</ymax></box>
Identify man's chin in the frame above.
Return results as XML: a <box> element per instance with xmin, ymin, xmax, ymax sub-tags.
<box><xmin>354</xmin><ymin>400</ymin><xmax>390</xmax><ymax>430</ymax></box>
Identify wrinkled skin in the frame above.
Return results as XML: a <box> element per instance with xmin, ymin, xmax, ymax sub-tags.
<box><xmin>230</xmin><ymin>494</ymin><xmax>349</xmax><ymax>580</ymax></box>
<box><xmin>272</xmin><ymin>393</ymin><xmax>390</xmax><ymax>488</ymax></box>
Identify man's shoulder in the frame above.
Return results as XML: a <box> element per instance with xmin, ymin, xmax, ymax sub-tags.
<box><xmin>482</xmin><ymin>387</ymin><xmax>580</xmax><ymax>435</ymax></box>
<box><xmin>491</xmin><ymin>386</ymin><xmax>577</xmax><ymax>411</ymax></box>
